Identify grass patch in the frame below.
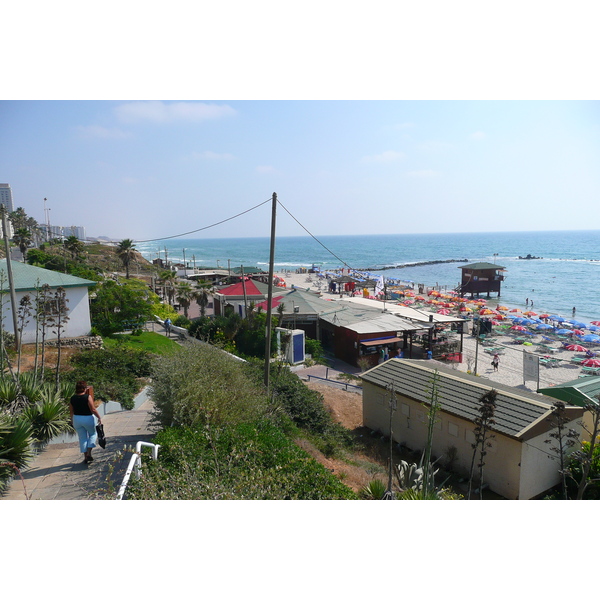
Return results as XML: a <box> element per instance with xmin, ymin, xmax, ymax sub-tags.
<box><xmin>103</xmin><ymin>332</ymin><xmax>180</xmax><ymax>354</ymax></box>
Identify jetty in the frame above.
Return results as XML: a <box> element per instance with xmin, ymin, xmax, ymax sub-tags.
<box><xmin>363</xmin><ymin>258</ymin><xmax>469</xmax><ymax>272</ymax></box>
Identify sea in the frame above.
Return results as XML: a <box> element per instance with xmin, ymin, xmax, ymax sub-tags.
<box><xmin>137</xmin><ymin>230</ymin><xmax>600</xmax><ymax>325</ymax></box>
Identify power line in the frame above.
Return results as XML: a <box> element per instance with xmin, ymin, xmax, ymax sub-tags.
<box><xmin>276</xmin><ymin>199</ymin><xmax>356</xmax><ymax>271</ymax></box>
<box><xmin>133</xmin><ymin>197</ymin><xmax>273</xmax><ymax>244</ymax></box>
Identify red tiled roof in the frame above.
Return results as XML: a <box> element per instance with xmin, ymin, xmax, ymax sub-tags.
<box><xmin>255</xmin><ymin>295</ymin><xmax>285</xmax><ymax>310</ymax></box>
<box><xmin>218</xmin><ymin>279</ymin><xmax>264</xmax><ymax>296</ymax></box>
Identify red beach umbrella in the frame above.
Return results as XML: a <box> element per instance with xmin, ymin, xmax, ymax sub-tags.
<box><xmin>565</xmin><ymin>344</ymin><xmax>588</xmax><ymax>352</ymax></box>
<box><xmin>539</xmin><ymin>314</ymin><xmax>551</xmax><ymax>318</ymax></box>
<box><xmin>591</xmin><ymin>321</ymin><xmax>600</xmax><ymax>326</ymax></box>
<box><xmin>582</xmin><ymin>359</ymin><xmax>600</xmax><ymax>367</ymax></box>
<box><xmin>437</xmin><ymin>308</ymin><xmax>450</xmax><ymax>315</ymax></box>
<box><xmin>511</xmin><ymin>325</ymin><xmax>528</xmax><ymax>332</ymax></box>
<box><xmin>524</xmin><ymin>311</ymin><xmax>538</xmax><ymax>316</ymax></box>
<box><xmin>510</xmin><ymin>308</ymin><xmax>521</xmax><ymax>313</ymax></box>
<box><xmin>570</xmin><ymin>329</ymin><xmax>585</xmax><ymax>335</ymax></box>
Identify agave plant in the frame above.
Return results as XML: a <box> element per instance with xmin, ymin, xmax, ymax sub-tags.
<box><xmin>359</xmin><ymin>479</ymin><xmax>387</xmax><ymax>500</ymax></box>
<box><xmin>21</xmin><ymin>392</ymin><xmax>72</xmax><ymax>444</ymax></box>
<box><xmin>0</xmin><ymin>414</ymin><xmax>35</xmax><ymax>491</ymax></box>
<box><xmin>0</xmin><ymin>378</ymin><xmax>20</xmax><ymax>409</ymax></box>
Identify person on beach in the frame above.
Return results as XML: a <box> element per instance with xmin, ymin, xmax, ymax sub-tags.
<box><xmin>573</xmin><ymin>307</ymin><xmax>576</xmax><ymax>317</ymax></box>
<box><xmin>525</xmin><ymin>297</ymin><xmax>529</xmax><ymax>306</ymax></box>
<box><xmin>164</xmin><ymin>317</ymin><xmax>171</xmax><ymax>336</ymax></box>
<box><xmin>492</xmin><ymin>353</ymin><xmax>499</xmax><ymax>371</ymax></box>
<box><xmin>69</xmin><ymin>381</ymin><xmax>102</xmax><ymax>464</ymax></box>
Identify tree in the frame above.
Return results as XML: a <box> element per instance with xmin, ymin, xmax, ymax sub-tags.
<box><xmin>11</xmin><ymin>228</ymin><xmax>33</xmax><ymax>261</ymax></box>
<box><xmin>468</xmin><ymin>388</ymin><xmax>497</xmax><ymax>500</ymax></box>
<box><xmin>159</xmin><ymin>270</ymin><xmax>176</xmax><ymax>305</ymax></box>
<box><xmin>175</xmin><ymin>282</ymin><xmax>195</xmax><ymax>319</ymax></box>
<box><xmin>568</xmin><ymin>398</ymin><xmax>600</xmax><ymax>500</ymax></box>
<box><xmin>48</xmin><ymin>287</ymin><xmax>70</xmax><ymax>390</ymax></box>
<box><xmin>90</xmin><ymin>279</ymin><xmax>155</xmax><ymax>336</ymax></box>
<box><xmin>545</xmin><ymin>400</ymin><xmax>579</xmax><ymax>500</ymax></box>
<box><xmin>115</xmin><ymin>238</ymin><xmax>136</xmax><ymax>279</ymax></box>
<box><xmin>64</xmin><ymin>235</ymin><xmax>85</xmax><ymax>261</ymax></box>
<box><xmin>194</xmin><ymin>279</ymin><xmax>213</xmax><ymax>318</ymax></box>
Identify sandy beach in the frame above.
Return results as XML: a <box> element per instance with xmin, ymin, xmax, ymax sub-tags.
<box><xmin>276</xmin><ymin>268</ymin><xmax>595</xmax><ymax>393</ymax></box>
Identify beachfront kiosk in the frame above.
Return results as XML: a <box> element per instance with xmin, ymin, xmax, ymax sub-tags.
<box><xmin>458</xmin><ymin>262</ymin><xmax>506</xmax><ymax>299</ymax></box>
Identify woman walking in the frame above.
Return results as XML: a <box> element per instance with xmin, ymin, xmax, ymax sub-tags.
<box><xmin>69</xmin><ymin>381</ymin><xmax>102</xmax><ymax>464</ymax></box>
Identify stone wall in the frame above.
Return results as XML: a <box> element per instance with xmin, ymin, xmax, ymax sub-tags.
<box><xmin>44</xmin><ymin>335</ymin><xmax>104</xmax><ymax>350</ymax></box>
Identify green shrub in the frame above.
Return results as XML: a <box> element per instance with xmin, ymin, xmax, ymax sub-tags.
<box><xmin>62</xmin><ymin>347</ymin><xmax>151</xmax><ymax>409</ymax></box>
<box><xmin>126</xmin><ymin>421</ymin><xmax>357</xmax><ymax>500</ymax></box>
<box><xmin>150</xmin><ymin>343</ymin><xmax>269</xmax><ymax>428</ymax></box>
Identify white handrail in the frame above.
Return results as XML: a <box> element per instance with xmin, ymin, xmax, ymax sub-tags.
<box><xmin>116</xmin><ymin>441</ymin><xmax>160</xmax><ymax>500</ymax></box>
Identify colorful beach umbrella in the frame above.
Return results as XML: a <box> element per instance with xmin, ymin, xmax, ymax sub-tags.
<box><xmin>582</xmin><ymin>359</ymin><xmax>600</xmax><ymax>367</ymax></box>
<box><xmin>565</xmin><ymin>344</ymin><xmax>588</xmax><ymax>352</ymax></box>
<box><xmin>511</xmin><ymin>325</ymin><xmax>528</xmax><ymax>332</ymax></box>
<box><xmin>581</xmin><ymin>334</ymin><xmax>600</xmax><ymax>343</ymax></box>
<box><xmin>524</xmin><ymin>311</ymin><xmax>538</xmax><ymax>316</ymax></box>
<box><xmin>550</xmin><ymin>315</ymin><xmax>565</xmax><ymax>322</ymax></box>
<box><xmin>555</xmin><ymin>329</ymin><xmax>572</xmax><ymax>335</ymax></box>
<box><xmin>437</xmin><ymin>308</ymin><xmax>451</xmax><ymax>315</ymax></box>
<box><xmin>536</xmin><ymin>323</ymin><xmax>553</xmax><ymax>330</ymax></box>
<box><xmin>591</xmin><ymin>321</ymin><xmax>600</xmax><ymax>326</ymax></box>
<box><xmin>589</xmin><ymin>325</ymin><xmax>600</xmax><ymax>331</ymax></box>
<box><xmin>510</xmin><ymin>308</ymin><xmax>521</xmax><ymax>313</ymax></box>
<box><xmin>539</xmin><ymin>313</ymin><xmax>551</xmax><ymax>318</ymax></box>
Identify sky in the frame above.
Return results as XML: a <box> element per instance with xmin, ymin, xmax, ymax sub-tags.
<box><xmin>2</xmin><ymin>100</ymin><xmax>599</xmax><ymax>242</ymax></box>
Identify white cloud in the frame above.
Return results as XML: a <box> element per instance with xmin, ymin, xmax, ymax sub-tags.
<box><xmin>404</xmin><ymin>169</ymin><xmax>441</xmax><ymax>178</ymax></box>
<box><xmin>256</xmin><ymin>165</ymin><xmax>276</xmax><ymax>174</ymax></box>
<box><xmin>470</xmin><ymin>131</ymin><xmax>486</xmax><ymax>140</ymax></box>
<box><xmin>192</xmin><ymin>151</ymin><xmax>235</xmax><ymax>160</ymax></box>
<box><xmin>76</xmin><ymin>125</ymin><xmax>131</xmax><ymax>139</ymax></box>
<box><xmin>115</xmin><ymin>101</ymin><xmax>237</xmax><ymax>124</ymax></box>
<box><xmin>361</xmin><ymin>150</ymin><xmax>406</xmax><ymax>163</ymax></box>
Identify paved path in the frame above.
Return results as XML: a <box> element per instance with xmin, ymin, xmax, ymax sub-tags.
<box><xmin>1</xmin><ymin>388</ymin><xmax>157</xmax><ymax>500</ymax></box>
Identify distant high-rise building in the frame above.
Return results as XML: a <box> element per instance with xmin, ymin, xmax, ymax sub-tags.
<box><xmin>0</xmin><ymin>184</ymin><xmax>14</xmax><ymax>212</ymax></box>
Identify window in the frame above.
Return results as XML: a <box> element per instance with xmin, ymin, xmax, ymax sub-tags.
<box><xmin>448</xmin><ymin>422</ymin><xmax>459</xmax><ymax>437</ymax></box>
<box><xmin>401</xmin><ymin>403</ymin><xmax>410</xmax><ymax>417</ymax></box>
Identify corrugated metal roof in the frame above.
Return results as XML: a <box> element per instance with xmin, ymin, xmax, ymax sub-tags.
<box><xmin>0</xmin><ymin>260</ymin><xmax>96</xmax><ymax>291</ymax></box>
<box><xmin>538</xmin><ymin>377</ymin><xmax>600</xmax><ymax>407</ymax></box>
<box><xmin>361</xmin><ymin>359</ymin><xmax>556</xmax><ymax>439</ymax></box>
<box><xmin>460</xmin><ymin>262</ymin><xmax>505</xmax><ymax>270</ymax></box>
<box><xmin>343</xmin><ymin>313</ymin><xmax>425</xmax><ymax>334</ymax></box>
<box><xmin>391</xmin><ymin>305</ymin><xmax>466</xmax><ymax>325</ymax></box>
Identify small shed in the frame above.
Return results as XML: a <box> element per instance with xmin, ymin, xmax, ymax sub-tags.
<box><xmin>361</xmin><ymin>359</ymin><xmax>585</xmax><ymax>499</ymax></box>
<box><xmin>458</xmin><ymin>262</ymin><xmax>506</xmax><ymax>298</ymax></box>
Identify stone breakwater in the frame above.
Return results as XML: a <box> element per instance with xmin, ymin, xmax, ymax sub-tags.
<box><xmin>362</xmin><ymin>258</ymin><xmax>469</xmax><ymax>272</ymax></box>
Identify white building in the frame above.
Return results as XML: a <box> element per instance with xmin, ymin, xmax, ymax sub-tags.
<box><xmin>0</xmin><ymin>184</ymin><xmax>14</xmax><ymax>212</ymax></box>
<box><xmin>0</xmin><ymin>259</ymin><xmax>96</xmax><ymax>343</ymax></box>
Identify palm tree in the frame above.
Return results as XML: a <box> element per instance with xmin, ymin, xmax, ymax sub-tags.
<box><xmin>175</xmin><ymin>282</ymin><xmax>195</xmax><ymax>318</ymax></box>
<box><xmin>12</xmin><ymin>227</ymin><xmax>32</xmax><ymax>262</ymax></box>
<box><xmin>64</xmin><ymin>235</ymin><xmax>85</xmax><ymax>261</ymax></box>
<box><xmin>115</xmin><ymin>239</ymin><xmax>136</xmax><ymax>279</ymax></box>
<box><xmin>159</xmin><ymin>270</ymin><xmax>177</xmax><ymax>305</ymax></box>
<box><xmin>194</xmin><ymin>279</ymin><xmax>213</xmax><ymax>317</ymax></box>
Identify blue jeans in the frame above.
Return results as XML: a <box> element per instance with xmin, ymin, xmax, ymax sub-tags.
<box><xmin>73</xmin><ymin>414</ymin><xmax>97</xmax><ymax>454</ymax></box>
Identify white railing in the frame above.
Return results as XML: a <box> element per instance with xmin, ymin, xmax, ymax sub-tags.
<box><xmin>116</xmin><ymin>441</ymin><xmax>160</xmax><ymax>500</ymax></box>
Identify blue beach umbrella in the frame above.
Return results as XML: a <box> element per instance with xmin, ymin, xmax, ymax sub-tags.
<box><xmin>556</xmin><ymin>329</ymin><xmax>572</xmax><ymax>335</ymax></box>
<box><xmin>536</xmin><ymin>323</ymin><xmax>553</xmax><ymax>330</ymax></box>
<box><xmin>550</xmin><ymin>315</ymin><xmax>565</xmax><ymax>322</ymax></box>
<box><xmin>581</xmin><ymin>334</ymin><xmax>600</xmax><ymax>343</ymax></box>
<box><xmin>589</xmin><ymin>325</ymin><xmax>600</xmax><ymax>331</ymax></box>
<box><xmin>542</xmin><ymin>335</ymin><xmax>556</xmax><ymax>342</ymax></box>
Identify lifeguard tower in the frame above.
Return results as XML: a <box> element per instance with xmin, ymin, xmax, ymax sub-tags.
<box><xmin>458</xmin><ymin>262</ymin><xmax>506</xmax><ymax>298</ymax></box>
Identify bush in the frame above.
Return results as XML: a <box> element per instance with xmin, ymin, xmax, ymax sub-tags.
<box><xmin>150</xmin><ymin>343</ymin><xmax>269</xmax><ymax>428</ymax></box>
<box><xmin>126</xmin><ymin>421</ymin><xmax>357</xmax><ymax>500</ymax></box>
<box><xmin>62</xmin><ymin>347</ymin><xmax>151</xmax><ymax>409</ymax></box>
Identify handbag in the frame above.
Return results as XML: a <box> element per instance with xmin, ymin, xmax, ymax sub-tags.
<box><xmin>96</xmin><ymin>423</ymin><xmax>107</xmax><ymax>449</ymax></box>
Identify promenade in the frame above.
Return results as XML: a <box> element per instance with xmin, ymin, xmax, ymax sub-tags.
<box><xmin>1</xmin><ymin>387</ymin><xmax>156</xmax><ymax>500</ymax></box>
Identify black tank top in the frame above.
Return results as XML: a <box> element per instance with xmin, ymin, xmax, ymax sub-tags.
<box><xmin>71</xmin><ymin>393</ymin><xmax>92</xmax><ymax>416</ymax></box>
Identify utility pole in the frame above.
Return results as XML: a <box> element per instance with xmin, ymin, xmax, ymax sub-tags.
<box><xmin>1</xmin><ymin>207</ymin><xmax>20</xmax><ymax>351</ymax></box>
<box><xmin>241</xmin><ymin>265</ymin><xmax>248</xmax><ymax>316</ymax></box>
<box><xmin>264</xmin><ymin>193</ymin><xmax>277</xmax><ymax>390</ymax></box>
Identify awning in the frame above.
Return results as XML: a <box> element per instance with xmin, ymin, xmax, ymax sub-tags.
<box><xmin>360</xmin><ymin>337</ymin><xmax>403</xmax><ymax>347</ymax></box>
<box><xmin>538</xmin><ymin>378</ymin><xmax>600</xmax><ymax>407</ymax></box>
